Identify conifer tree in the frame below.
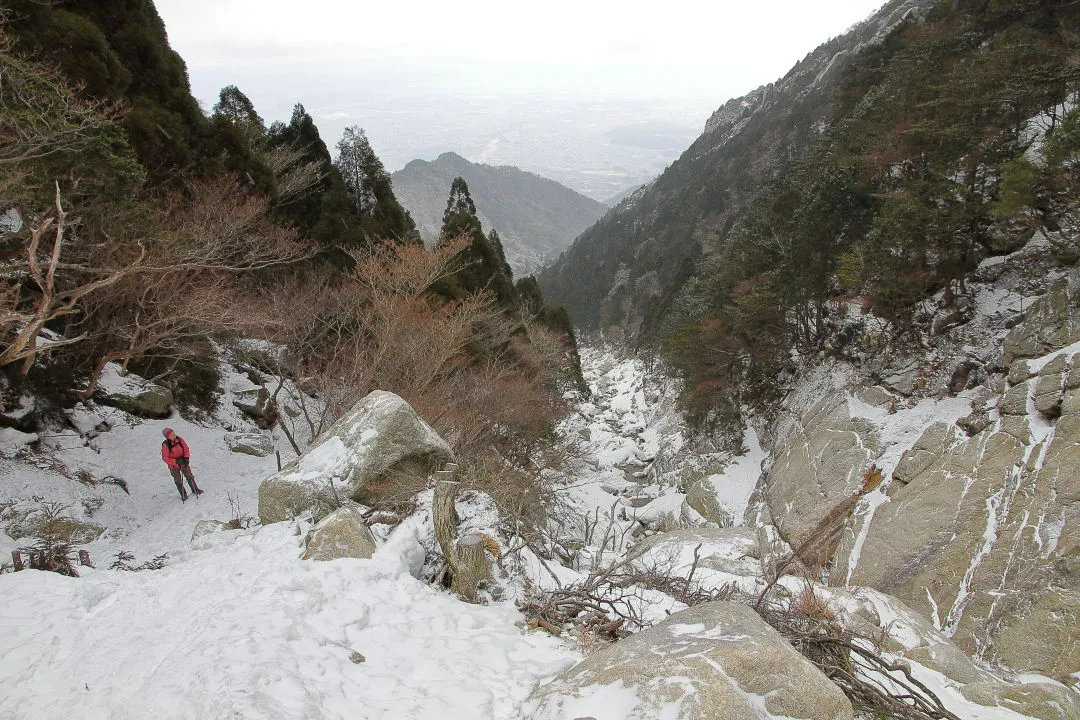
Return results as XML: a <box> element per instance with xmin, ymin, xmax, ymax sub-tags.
<box><xmin>212</xmin><ymin>85</ymin><xmax>266</xmax><ymax>149</ymax></box>
<box><xmin>436</xmin><ymin>177</ymin><xmax>515</xmax><ymax>307</ymax></box>
<box><xmin>333</xmin><ymin>126</ymin><xmax>418</xmax><ymax>244</ymax></box>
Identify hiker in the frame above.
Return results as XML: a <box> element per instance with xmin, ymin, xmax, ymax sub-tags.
<box><xmin>161</xmin><ymin>428</ymin><xmax>203</xmax><ymax>501</ymax></box>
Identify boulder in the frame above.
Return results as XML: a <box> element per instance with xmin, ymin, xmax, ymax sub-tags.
<box><xmin>301</xmin><ymin>504</ymin><xmax>377</xmax><ymax>561</ymax></box>
<box><xmin>191</xmin><ymin>520</ymin><xmax>228</xmax><ymax>542</ymax></box>
<box><xmin>1007</xmin><ymin>359</ymin><xmax>1035</xmax><ymax>385</ymax></box>
<box><xmin>232</xmin><ymin>387</ymin><xmax>278</xmax><ymax>429</ymax></box>
<box><xmin>523</xmin><ymin>601</ymin><xmax>853</xmax><ymax>720</ymax></box>
<box><xmin>46</xmin><ymin>518</ymin><xmax>105</xmax><ymax>544</ymax></box>
<box><xmin>224</xmin><ymin>431</ymin><xmax>275</xmax><ymax>457</ymax></box>
<box><xmin>258</xmin><ymin>391</ymin><xmax>453</xmax><ymax>524</ymax></box>
<box><xmin>629</xmin><ymin>527</ymin><xmax>762</xmax><ymax>583</ymax></box>
<box><xmin>932</xmin><ymin>296</ymin><xmax>974</xmax><ymax>334</ymax></box>
<box><xmin>1034</xmin><ymin>372</ymin><xmax>1064</xmax><ymax>417</ymax></box>
<box><xmin>684</xmin><ymin>476</ymin><xmax>732</xmax><ymax>527</ymax></box>
<box><xmin>961</xmin><ymin>680</ymin><xmax>1080</xmax><ymax>720</ymax></box>
<box><xmin>101</xmin><ymin>377</ymin><xmax>172</xmax><ymax>418</ymax></box>
<box><xmin>955</xmin><ymin>412</ymin><xmax>992</xmax><ymax>437</ymax></box>
<box><xmin>999</xmin><ymin>380</ymin><xmax>1031</xmax><ymax>416</ymax></box>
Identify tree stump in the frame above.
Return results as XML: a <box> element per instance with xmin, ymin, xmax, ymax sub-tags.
<box><xmin>11</xmin><ymin>550</ymin><xmax>23</xmax><ymax>572</ymax></box>
<box><xmin>433</xmin><ymin>477</ymin><xmax>460</xmax><ymax>564</ymax></box>
<box><xmin>452</xmin><ymin>534</ymin><xmax>492</xmax><ymax>603</ymax></box>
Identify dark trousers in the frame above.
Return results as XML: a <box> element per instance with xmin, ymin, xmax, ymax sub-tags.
<box><xmin>169</xmin><ymin>465</ymin><xmax>200</xmax><ymax>498</ymax></box>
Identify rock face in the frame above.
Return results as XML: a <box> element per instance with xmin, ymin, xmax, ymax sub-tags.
<box><xmin>232</xmin><ymin>387</ymin><xmax>278</xmax><ymax>429</ymax></box>
<box><xmin>765</xmin><ymin>395</ymin><xmax>877</xmax><ymax>548</ymax></box>
<box><xmin>523</xmin><ymin>601</ymin><xmax>853</xmax><ymax>720</ymax></box>
<box><xmin>258</xmin><ymin>391</ymin><xmax>453</xmax><ymax>524</ymax></box>
<box><xmin>837</xmin><ymin>366</ymin><xmax>1080</xmax><ymax>679</ymax></box>
<box><xmin>301</xmin><ymin>505</ymin><xmax>377</xmax><ymax>561</ymax></box>
<box><xmin>1002</xmin><ymin>275</ymin><xmax>1080</xmax><ymax>365</ymax></box>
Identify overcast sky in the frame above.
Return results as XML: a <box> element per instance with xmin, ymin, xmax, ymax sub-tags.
<box><xmin>155</xmin><ymin>0</ymin><xmax>886</xmax><ymax>187</ymax></box>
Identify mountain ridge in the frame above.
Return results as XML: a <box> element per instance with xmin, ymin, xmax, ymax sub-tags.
<box><xmin>391</xmin><ymin>152</ymin><xmax>607</xmax><ymax>276</ymax></box>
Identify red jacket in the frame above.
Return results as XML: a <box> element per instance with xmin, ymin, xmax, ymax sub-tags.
<box><xmin>161</xmin><ymin>437</ymin><xmax>191</xmax><ymax>469</ymax></box>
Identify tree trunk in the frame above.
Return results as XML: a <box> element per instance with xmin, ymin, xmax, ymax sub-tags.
<box><xmin>451</xmin><ymin>534</ymin><xmax>492</xmax><ymax>603</ymax></box>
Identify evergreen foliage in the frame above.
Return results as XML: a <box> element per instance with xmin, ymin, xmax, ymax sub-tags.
<box><xmin>436</xmin><ymin>177</ymin><xmax>517</xmax><ymax>308</ymax></box>
<box><xmin>333</xmin><ymin>126</ymin><xmax>418</xmax><ymax>245</ymax></box>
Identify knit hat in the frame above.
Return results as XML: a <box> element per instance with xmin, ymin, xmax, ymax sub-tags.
<box><xmin>162</xmin><ymin>428</ymin><xmax>175</xmax><ymax>438</ymax></box>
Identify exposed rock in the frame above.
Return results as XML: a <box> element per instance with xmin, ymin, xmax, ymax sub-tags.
<box><xmin>999</xmin><ymin>380</ymin><xmax>1031</xmax><ymax>416</ymax></box>
<box><xmin>1068</xmin><ymin>355</ymin><xmax>1080</xmax><ymax>389</ymax></box>
<box><xmin>191</xmin><ymin>520</ymin><xmax>228</xmax><ymax>542</ymax></box>
<box><xmin>1038</xmin><ymin>354</ymin><xmax>1069</xmax><ymax>378</ymax></box>
<box><xmin>932</xmin><ymin>295</ymin><xmax>974</xmax><ymax>334</ymax></box>
<box><xmin>892</xmin><ymin>422</ymin><xmax>953</xmax><ymax>484</ymax></box>
<box><xmin>947</xmin><ymin>358</ymin><xmax>984</xmax><ymax>394</ymax></box>
<box><xmin>904</xmin><ymin>644</ymin><xmax>994</xmax><ymax>685</ymax></box>
<box><xmin>523</xmin><ymin>602</ymin><xmax>853</xmax><ymax>720</ymax></box>
<box><xmin>1008</xmin><ymin>359</ymin><xmax>1035</xmax><ymax>385</ymax></box>
<box><xmin>46</xmin><ymin>518</ymin><xmax>105</xmax><ymax>544</ymax></box>
<box><xmin>630</xmin><ymin>527</ymin><xmax>761</xmax><ymax>580</ymax></box>
<box><xmin>882</xmin><ymin>359</ymin><xmax>921</xmax><ymax>396</ymax></box>
<box><xmin>961</xmin><ymin>680</ymin><xmax>1080</xmax><ymax>720</ymax></box>
<box><xmin>855</xmin><ymin>385</ymin><xmax>895</xmax><ymax>408</ymax></box>
<box><xmin>837</xmin><ymin>410</ymin><xmax>1080</xmax><ymax>680</ymax></box>
<box><xmin>1062</xmin><ymin>388</ymin><xmax>1080</xmax><ymax>415</ymax></box>
<box><xmin>955</xmin><ymin>412</ymin><xmax>992</xmax><ymax>437</ymax></box>
<box><xmin>685</xmin><ymin>476</ymin><xmax>732</xmax><ymax>527</ymax></box>
<box><xmin>100</xmin><ymin>377</ymin><xmax>172</xmax><ymax>418</ymax></box>
<box><xmin>1034</xmin><ymin>372</ymin><xmax>1064</xmax><ymax>417</ymax></box>
<box><xmin>301</xmin><ymin>504</ymin><xmax>377</xmax><ymax>561</ymax></box>
<box><xmin>1002</xmin><ymin>275</ymin><xmax>1080</xmax><ymax>365</ymax></box>
<box><xmin>766</xmin><ymin>396</ymin><xmax>876</xmax><ymax>547</ymax></box>
<box><xmin>224</xmin><ymin>432</ymin><xmax>275</xmax><ymax>457</ymax></box>
<box><xmin>232</xmin><ymin>387</ymin><xmax>278</xmax><ymax>429</ymax></box>
<box><xmin>258</xmin><ymin>391</ymin><xmax>453</xmax><ymax>524</ymax></box>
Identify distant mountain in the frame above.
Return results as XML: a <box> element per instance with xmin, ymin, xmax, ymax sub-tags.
<box><xmin>391</xmin><ymin>153</ymin><xmax>607</xmax><ymax>276</ymax></box>
<box><xmin>537</xmin><ymin>0</ymin><xmax>934</xmax><ymax>335</ymax></box>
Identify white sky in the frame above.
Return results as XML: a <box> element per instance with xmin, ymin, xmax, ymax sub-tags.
<box><xmin>155</xmin><ymin>0</ymin><xmax>887</xmax><ymax>180</ymax></box>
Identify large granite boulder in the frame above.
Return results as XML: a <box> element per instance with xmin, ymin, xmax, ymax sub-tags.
<box><xmin>258</xmin><ymin>391</ymin><xmax>453</xmax><ymax>524</ymax></box>
<box><xmin>523</xmin><ymin>601</ymin><xmax>853</xmax><ymax>720</ymax></box>
<box><xmin>98</xmin><ymin>367</ymin><xmax>172</xmax><ymax>418</ymax></box>
<box><xmin>224</xmin><ymin>431</ymin><xmax>275</xmax><ymax>457</ymax></box>
<box><xmin>629</xmin><ymin>527</ymin><xmax>763</xmax><ymax>589</ymax></box>
<box><xmin>232</xmin><ymin>387</ymin><xmax>278</xmax><ymax>429</ymax></box>
<box><xmin>301</xmin><ymin>504</ymin><xmax>377</xmax><ymax>561</ymax></box>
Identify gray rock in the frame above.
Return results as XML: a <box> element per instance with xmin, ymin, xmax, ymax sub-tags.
<box><xmin>961</xmin><ymin>680</ymin><xmax>1080</xmax><ymax>720</ymax></box>
<box><xmin>855</xmin><ymin>386</ymin><xmax>895</xmax><ymax>408</ymax></box>
<box><xmin>258</xmin><ymin>390</ymin><xmax>453</xmax><ymax>524</ymax></box>
<box><xmin>999</xmin><ymin>380</ymin><xmax>1031</xmax><ymax>416</ymax></box>
<box><xmin>766</xmin><ymin>396</ymin><xmax>875</xmax><ymax>548</ymax></box>
<box><xmin>1038</xmin><ymin>354</ymin><xmax>1068</xmax><ymax>378</ymax></box>
<box><xmin>685</xmin><ymin>476</ymin><xmax>733</xmax><ymax>527</ymax></box>
<box><xmin>630</xmin><ymin>527</ymin><xmax>761</xmax><ymax>580</ymax></box>
<box><xmin>1003</xmin><ymin>275</ymin><xmax>1080</xmax><ymax>365</ymax></box>
<box><xmin>893</xmin><ymin>422</ymin><xmax>953</xmax><ymax>484</ymax></box>
<box><xmin>1034</xmin><ymin>373</ymin><xmax>1063</xmax><ymax>417</ymax></box>
<box><xmin>232</xmin><ymin>387</ymin><xmax>278</xmax><ymax>429</ymax></box>
<box><xmin>882</xmin><ymin>360</ymin><xmax>921</xmax><ymax>396</ymax></box>
<box><xmin>1067</xmin><ymin>354</ymin><xmax>1080</xmax><ymax>389</ymax></box>
<box><xmin>1062</xmin><ymin>388</ymin><xmax>1080</xmax><ymax>416</ymax></box>
<box><xmin>1008</xmin><ymin>359</ymin><xmax>1035</xmax><ymax>385</ymax></box>
<box><xmin>523</xmin><ymin>602</ymin><xmax>853</xmax><ymax>720</ymax></box>
<box><xmin>191</xmin><ymin>520</ymin><xmax>228</xmax><ymax>542</ymax></box>
<box><xmin>101</xmin><ymin>378</ymin><xmax>172</xmax><ymax>418</ymax></box>
<box><xmin>932</xmin><ymin>296</ymin><xmax>974</xmax><ymax>334</ymax></box>
<box><xmin>955</xmin><ymin>412</ymin><xmax>992</xmax><ymax>437</ymax></box>
<box><xmin>224</xmin><ymin>431</ymin><xmax>275</xmax><ymax>457</ymax></box>
<box><xmin>904</xmin><ymin>643</ymin><xmax>995</xmax><ymax>685</ymax></box>
<box><xmin>301</xmin><ymin>504</ymin><xmax>377</xmax><ymax>561</ymax></box>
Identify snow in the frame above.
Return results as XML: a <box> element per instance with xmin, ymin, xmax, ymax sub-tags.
<box><xmin>1</xmin><ymin>344</ymin><xmax>1076</xmax><ymax>719</ymax></box>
